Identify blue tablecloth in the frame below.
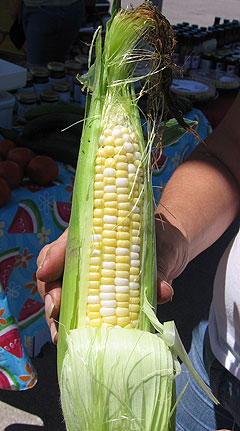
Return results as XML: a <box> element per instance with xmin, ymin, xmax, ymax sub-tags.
<box><xmin>0</xmin><ymin>108</ymin><xmax>211</xmax><ymax>390</ymax></box>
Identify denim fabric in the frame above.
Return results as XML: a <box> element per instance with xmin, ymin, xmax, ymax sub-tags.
<box><xmin>176</xmin><ymin>320</ymin><xmax>240</xmax><ymax>431</ymax></box>
<box><xmin>22</xmin><ymin>1</ymin><xmax>85</xmax><ymax>67</ymax></box>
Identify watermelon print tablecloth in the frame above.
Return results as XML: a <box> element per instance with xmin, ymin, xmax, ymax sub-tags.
<box><xmin>0</xmin><ymin>108</ymin><xmax>210</xmax><ymax>391</ymax></box>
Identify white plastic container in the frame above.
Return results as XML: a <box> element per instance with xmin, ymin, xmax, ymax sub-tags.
<box><xmin>0</xmin><ymin>91</ymin><xmax>15</xmax><ymax>129</ymax></box>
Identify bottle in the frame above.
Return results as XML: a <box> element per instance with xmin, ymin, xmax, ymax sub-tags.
<box><xmin>47</xmin><ymin>62</ymin><xmax>66</xmax><ymax>83</ymax></box>
<box><xmin>17</xmin><ymin>92</ymin><xmax>38</xmax><ymax>123</ymax></box>
<box><xmin>40</xmin><ymin>90</ymin><xmax>60</xmax><ymax>105</ymax></box>
<box><xmin>191</xmin><ymin>34</ymin><xmax>202</xmax><ymax>69</ymax></box>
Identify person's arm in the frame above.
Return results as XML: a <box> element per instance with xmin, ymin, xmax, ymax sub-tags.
<box><xmin>156</xmin><ymin>91</ymin><xmax>240</xmax><ymax>298</ymax></box>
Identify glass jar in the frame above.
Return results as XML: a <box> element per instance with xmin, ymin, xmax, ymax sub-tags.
<box><xmin>17</xmin><ymin>91</ymin><xmax>38</xmax><ymax>123</ymax></box>
<box><xmin>30</xmin><ymin>66</ymin><xmax>50</xmax><ymax>99</ymax></box>
<box><xmin>52</xmin><ymin>81</ymin><xmax>71</xmax><ymax>102</ymax></box>
<box><xmin>47</xmin><ymin>62</ymin><xmax>66</xmax><ymax>83</ymax></box>
<box><xmin>40</xmin><ymin>90</ymin><xmax>60</xmax><ymax>104</ymax></box>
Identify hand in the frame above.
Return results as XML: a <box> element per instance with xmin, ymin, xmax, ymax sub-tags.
<box><xmin>36</xmin><ymin>229</ymin><xmax>68</xmax><ymax>343</ymax></box>
<box><xmin>155</xmin><ymin>213</ymin><xmax>189</xmax><ymax>304</ymax></box>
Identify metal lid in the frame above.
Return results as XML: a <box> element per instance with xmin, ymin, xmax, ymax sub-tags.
<box><xmin>17</xmin><ymin>91</ymin><xmax>38</xmax><ymax>104</ymax></box>
<box><xmin>40</xmin><ymin>90</ymin><xmax>60</xmax><ymax>102</ymax></box>
<box><xmin>65</xmin><ymin>59</ymin><xmax>82</xmax><ymax>71</ymax></box>
<box><xmin>52</xmin><ymin>80</ymin><xmax>70</xmax><ymax>92</ymax></box>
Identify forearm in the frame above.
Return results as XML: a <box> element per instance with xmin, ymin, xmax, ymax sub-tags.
<box><xmin>156</xmin><ymin>92</ymin><xmax>240</xmax><ymax>262</ymax></box>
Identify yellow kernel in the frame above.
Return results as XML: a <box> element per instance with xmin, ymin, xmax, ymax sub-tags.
<box><xmin>94</xmin><ymin>190</ymin><xmax>104</xmax><ymax>199</ymax></box>
<box><xmin>132</xmin><ymin>229</ymin><xmax>140</xmax><ymax>237</ymax></box>
<box><xmin>115</xmin><ymin>137</ymin><xmax>124</xmax><ymax>146</ymax></box>
<box><xmin>103</xmin><ymin>246</ymin><xmax>116</xmax><ymax>254</ymax></box>
<box><xmin>89</xmin><ymin>318</ymin><xmax>102</xmax><ymax>327</ymax></box>
<box><xmin>126</xmin><ymin>153</ymin><xmax>134</xmax><ymax>162</ymax></box>
<box><xmin>132</xmin><ymin>213</ymin><xmax>141</xmax><ymax>222</ymax></box>
<box><xmin>116</xmin><ymin>231</ymin><xmax>129</xmax><ymax>240</ymax></box>
<box><xmin>116</xmin><ymin>307</ymin><xmax>129</xmax><ymax>317</ymax></box>
<box><xmin>124</xmin><ymin>323</ymin><xmax>134</xmax><ymax>329</ymax></box>
<box><xmin>117</xmin><ymin>316</ymin><xmax>131</xmax><ymax>327</ymax></box>
<box><xmin>94</xmin><ymin>199</ymin><xmax>103</xmax><ymax>209</ymax></box>
<box><xmin>103</xmin><ymin>254</ymin><xmax>115</xmax><ymax>262</ymax></box>
<box><xmin>129</xmin><ymin>304</ymin><xmax>140</xmax><ymax>312</ymax></box>
<box><xmin>117</xmin><ymin>301</ymin><xmax>129</xmax><ymax>308</ymax></box>
<box><xmin>132</xmin><ymin>236</ymin><xmax>141</xmax><ymax>245</ymax></box>
<box><xmin>121</xmin><ymin>127</ymin><xmax>130</xmax><ymax>134</ymax></box>
<box><xmin>88</xmin><ymin>288</ymin><xmax>99</xmax><ymax>295</ymax></box>
<box><xmin>117</xmin><ymin>217</ymin><xmax>130</xmax><ymax>226</ymax></box>
<box><xmin>95</xmin><ymin>165</ymin><xmax>103</xmax><ymax>174</ymax></box>
<box><xmin>87</xmin><ymin>311</ymin><xmax>101</xmax><ymax>319</ymax></box>
<box><xmin>116</xmin><ymin>293</ymin><xmax>129</xmax><ymax>302</ymax></box>
<box><xmin>116</xmin><ymin>255</ymin><xmax>130</xmax><ymax>264</ymax></box>
<box><xmin>117</xmin><ymin>240</ymin><xmax>130</xmax><ymax>249</ymax></box>
<box><xmin>104</xmin><ymin>207</ymin><xmax>118</xmax><ymax>216</ymax></box>
<box><xmin>116</xmin><ymin>162</ymin><xmax>128</xmax><ymax>170</ymax></box>
<box><xmin>94</xmin><ymin>208</ymin><xmax>103</xmax><ymax>218</ymax></box>
<box><xmin>103</xmin><ymin>223</ymin><xmax>116</xmax><ymax>231</ymax></box>
<box><xmin>88</xmin><ymin>280</ymin><xmax>99</xmax><ymax>289</ymax></box>
<box><xmin>105</xmin><ymin>158</ymin><xmax>116</xmax><ymax>168</ymax></box>
<box><xmin>101</xmin><ymin>277</ymin><xmax>115</xmax><ymax>285</ymax></box>
<box><xmin>114</xmin><ymin>154</ymin><xmax>128</xmax><ymax>163</ymax></box>
<box><xmin>130</xmin><ymin>296</ymin><xmax>140</xmax><ymax>303</ymax></box>
<box><xmin>104</xmin><ymin>135</ymin><xmax>115</xmax><ymax>146</ymax></box>
<box><xmin>117</xmin><ymin>188</ymin><xmax>129</xmax><ymax>195</ymax></box>
<box><xmin>132</xmin><ymin>319</ymin><xmax>139</xmax><ymax>328</ymax></box>
<box><xmin>103</xmin><ymin>128</ymin><xmax>112</xmax><ymax>137</ymax></box>
<box><xmin>103</xmin><ymin>146</ymin><xmax>115</xmax><ymax>157</ymax></box>
<box><xmin>130</xmin><ymin>267</ymin><xmax>140</xmax><ymax>275</ymax></box>
<box><xmin>116</xmin><ymin>170</ymin><xmax>128</xmax><ymax>178</ymax></box>
<box><xmin>104</xmin><ymin>201</ymin><xmax>118</xmax><ymax>208</ymax></box>
<box><xmin>132</xmin><ymin>221</ymin><xmax>140</xmax><ymax>230</ymax></box>
<box><xmin>87</xmin><ymin>303</ymin><xmax>100</xmax><ymax>312</ymax></box>
<box><xmin>117</xmin><ymin>225</ymin><xmax>129</xmax><ymax>232</ymax></box>
<box><xmin>93</xmin><ymin>218</ymin><xmax>103</xmax><ymax>227</ymax></box>
<box><xmin>104</xmin><ymin>193</ymin><xmax>117</xmax><ymax>202</ymax></box>
<box><xmin>102</xmin><ymin>316</ymin><xmax>117</xmax><ymax>325</ymax></box>
<box><xmin>90</xmin><ymin>265</ymin><xmax>100</xmax><ymax>273</ymax></box>
<box><xmin>101</xmin><ymin>269</ymin><xmax>115</xmax><ymax>278</ymax></box>
<box><xmin>130</xmin><ymin>312</ymin><xmax>139</xmax><ymax>320</ymax></box>
<box><xmin>118</xmin><ymin>202</ymin><xmax>131</xmax><ymax>210</ymax></box>
<box><xmin>130</xmin><ymin>289</ymin><xmax>140</xmax><ymax>297</ymax></box>
<box><xmin>116</xmin><ymin>270</ymin><xmax>129</xmax><ymax>278</ymax></box>
<box><xmin>94</xmin><ymin>182</ymin><xmax>104</xmax><ymax>191</ymax></box>
<box><xmin>116</xmin><ymin>263</ymin><xmax>130</xmax><ymax>271</ymax></box>
<box><xmin>89</xmin><ymin>273</ymin><xmax>100</xmax><ymax>281</ymax></box>
<box><xmin>117</xmin><ymin>194</ymin><xmax>129</xmax><ymax>203</ymax></box>
<box><xmin>102</xmin><ymin>230</ymin><xmax>117</xmax><ymax>239</ymax></box>
<box><xmin>104</xmin><ymin>177</ymin><xmax>116</xmax><ymax>185</ymax></box>
<box><xmin>102</xmin><ymin>238</ymin><xmax>117</xmax><ymax>247</ymax></box>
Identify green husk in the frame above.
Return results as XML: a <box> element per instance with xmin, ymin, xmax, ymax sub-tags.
<box><xmin>58</xmin><ymin>3</ymin><xmax>218</xmax><ymax>431</ymax></box>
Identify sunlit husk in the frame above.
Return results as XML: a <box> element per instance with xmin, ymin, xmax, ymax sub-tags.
<box><xmin>61</xmin><ymin>327</ymin><xmax>175</xmax><ymax>431</ymax></box>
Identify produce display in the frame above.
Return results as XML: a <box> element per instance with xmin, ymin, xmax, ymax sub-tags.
<box><xmin>0</xmin><ymin>139</ymin><xmax>59</xmax><ymax>207</ymax></box>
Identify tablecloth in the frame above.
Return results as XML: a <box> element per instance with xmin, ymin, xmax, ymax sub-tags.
<box><xmin>0</xmin><ymin>107</ymin><xmax>210</xmax><ymax>391</ymax></box>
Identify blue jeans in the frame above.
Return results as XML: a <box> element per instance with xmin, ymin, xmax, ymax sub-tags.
<box><xmin>176</xmin><ymin>320</ymin><xmax>240</xmax><ymax>431</ymax></box>
<box><xmin>22</xmin><ymin>1</ymin><xmax>85</xmax><ymax>67</ymax></box>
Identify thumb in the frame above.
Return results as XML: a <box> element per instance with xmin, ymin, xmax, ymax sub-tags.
<box><xmin>157</xmin><ymin>279</ymin><xmax>174</xmax><ymax>304</ymax></box>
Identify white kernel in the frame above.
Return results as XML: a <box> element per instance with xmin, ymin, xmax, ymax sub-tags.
<box><xmin>92</xmin><ymin>234</ymin><xmax>102</xmax><ymax>242</ymax></box>
<box><xmin>124</xmin><ymin>142</ymin><xmax>134</xmax><ymax>152</ymax></box>
<box><xmin>116</xmin><ymin>177</ymin><xmax>129</xmax><ymax>187</ymax></box>
<box><xmin>95</xmin><ymin>174</ymin><xmax>104</xmax><ymax>181</ymax></box>
<box><xmin>99</xmin><ymin>135</ymin><xmax>105</xmax><ymax>145</ymax></box>
<box><xmin>123</xmin><ymin>134</ymin><xmax>131</xmax><ymax>142</ymax></box>
<box><xmin>134</xmin><ymin>152</ymin><xmax>141</xmax><ymax>160</ymax></box>
<box><xmin>99</xmin><ymin>292</ymin><xmax>115</xmax><ymax>300</ymax></box>
<box><xmin>115</xmin><ymin>285</ymin><xmax>130</xmax><ymax>293</ymax></box>
<box><xmin>87</xmin><ymin>295</ymin><xmax>100</xmax><ymax>303</ymax></box>
<box><xmin>132</xmin><ymin>205</ymin><xmax>140</xmax><ymax>213</ymax></box>
<box><xmin>128</xmin><ymin>163</ymin><xmax>136</xmax><ymax>173</ymax></box>
<box><xmin>130</xmin><ymin>252</ymin><xmax>139</xmax><ymax>259</ymax></box>
<box><xmin>115</xmin><ymin>277</ymin><xmax>129</xmax><ymax>286</ymax></box>
<box><xmin>116</xmin><ymin>247</ymin><xmax>129</xmax><ymax>255</ymax></box>
<box><xmin>100</xmin><ymin>307</ymin><xmax>115</xmax><ymax>316</ymax></box>
<box><xmin>130</xmin><ymin>289</ymin><xmax>140</xmax><ymax>296</ymax></box>
<box><xmin>101</xmin><ymin>300</ymin><xmax>116</xmax><ymax>308</ymax></box>
<box><xmin>102</xmin><ymin>261</ymin><xmax>116</xmax><ymax>269</ymax></box>
<box><xmin>100</xmin><ymin>285</ymin><xmax>115</xmax><ymax>292</ymax></box>
<box><xmin>91</xmin><ymin>249</ymin><xmax>101</xmax><ymax>256</ymax></box>
<box><xmin>129</xmin><ymin>282</ymin><xmax>139</xmax><ymax>289</ymax></box>
<box><xmin>104</xmin><ymin>168</ymin><xmax>116</xmax><ymax>177</ymax></box>
<box><xmin>131</xmin><ymin>259</ymin><xmax>140</xmax><ymax>267</ymax></box>
<box><xmin>131</xmin><ymin>245</ymin><xmax>140</xmax><ymax>253</ymax></box>
<box><xmin>104</xmin><ymin>185</ymin><xmax>117</xmax><ymax>193</ymax></box>
<box><xmin>103</xmin><ymin>215</ymin><xmax>117</xmax><ymax>224</ymax></box>
<box><xmin>112</xmin><ymin>128</ymin><xmax>122</xmax><ymax>138</ymax></box>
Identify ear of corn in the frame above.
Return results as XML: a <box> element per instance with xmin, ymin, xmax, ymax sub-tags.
<box><xmin>58</xmin><ymin>3</ymin><xmax>218</xmax><ymax>431</ymax></box>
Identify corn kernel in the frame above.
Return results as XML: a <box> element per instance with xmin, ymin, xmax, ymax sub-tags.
<box><xmin>102</xmin><ymin>316</ymin><xmax>117</xmax><ymax>325</ymax></box>
<box><xmin>116</xmin><ymin>293</ymin><xmax>129</xmax><ymax>302</ymax></box>
<box><xmin>89</xmin><ymin>318</ymin><xmax>102</xmax><ymax>327</ymax></box>
<box><xmin>117</xmin><ymin>316</ymin><xmax>131</xmax><ymax>327</ymax></box>
<box><xmin>87</xmin><ymin>303</ymin><xmax>100</xmax><ymax>312</ymax></box>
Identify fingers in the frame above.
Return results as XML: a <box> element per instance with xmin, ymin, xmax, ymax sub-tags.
<box><xmin>36</xmin><ymin>229</ymin><xmax>68</xmax><ymax>344</ymax></box>
<box><xmin>157</xmin><ymin>279</ymin><xmax>174</xmax><ymax>304</ymax></box>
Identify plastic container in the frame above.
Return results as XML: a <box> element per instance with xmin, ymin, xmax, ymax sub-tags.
<box><xmin>30</xmin><ymin>66</ymin><xmax>50</xmax><ymax>99</ymax></box>
<box><xmin>0</xmin><ymin>91</ymin><xmax>16</xmax><ymax>128</ymax></box>
<box><xmin>40</xmin><ymin>90</ymin><xmax>60</xmax><ymax>104</ymax></box>
<box><xmin>17</xmin><ymin>91</ymin><xmax>38</xmax><ymax>123</ymax></box>
<box><xmin>52</xmin><ymin>81</ymin><xmax>71</xmax><ymax>102</ymax></box>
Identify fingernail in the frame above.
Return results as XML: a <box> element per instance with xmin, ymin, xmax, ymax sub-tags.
<box><xmin>36</xmin><ymin>258</ymin><xmax>45</xmax><ymax>276</ymax></box>
<box><xmin>50</xmin><ymin>321</ymin><xmax>58</xmax><ymax>344</ymax></box>
<box><xmin>45</xmin><ymin>294</ymin><xmax>54</xmax><ymax>319</ymax></box>
<box><xmin>162</xmin><ymin>281</ymin><xmax>174</xmax><ymax>300</ymax></box>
